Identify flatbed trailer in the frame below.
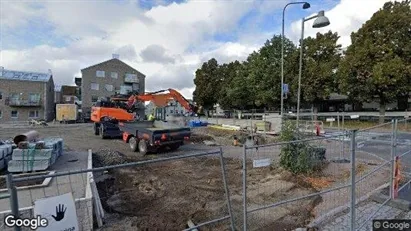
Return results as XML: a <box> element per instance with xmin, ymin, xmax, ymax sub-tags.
<box><xmin>93</xmin><ymin>120</ymin><xmax>191</xmax><ymax>155</ymax></box>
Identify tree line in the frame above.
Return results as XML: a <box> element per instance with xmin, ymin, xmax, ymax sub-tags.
<box><xmin>193</xmin><ymin>0</ymin><xmax>411</xmax><ymax>123</ymax></box>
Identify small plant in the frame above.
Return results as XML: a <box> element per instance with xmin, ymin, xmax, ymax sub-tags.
<box><xmin>279</xmin><ymin>120</ymin><xmax>325</xmax><ymax>174</ymax></box>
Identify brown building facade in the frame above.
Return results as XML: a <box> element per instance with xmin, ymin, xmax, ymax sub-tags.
<box><xmin>0</xmin><ymin>67</ymin><xmax>55</xmax><ymax>122</ymax></box>
<box><xmin>80</xmin><ymin>55</ymin><xmax>146</xmax><ymax>118</ymax></box>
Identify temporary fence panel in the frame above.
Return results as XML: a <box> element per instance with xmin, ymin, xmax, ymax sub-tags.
<box><xmin>242</xmin><ymin>133</ymin><xmax>352</xmax><ymax>231</ymax></box>
<box><xmin>2</xmin><ymin>150</ymin><xmax>235</xmax><ymax>231</ymax></box>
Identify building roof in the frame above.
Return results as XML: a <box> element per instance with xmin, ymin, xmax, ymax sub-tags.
<box><xmin>0</xmin><ymin>68</ymin><xmax>52</xmax><ymax>82</ymax></box>
<box><xmin>328</xmin><ymin>93</ymin><xmax>349</xmax><ymax>101</ymax></box>
<box><xmin>80</xmin><ymin>58</ymin><xmax>146</xmax><ymax>77</ymax></box>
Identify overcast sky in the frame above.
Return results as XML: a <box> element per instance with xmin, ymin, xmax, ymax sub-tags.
<box><xmin>0</xmin><ymin>0</ymin><xmax>388</xmax><ymax>98</ymax></box>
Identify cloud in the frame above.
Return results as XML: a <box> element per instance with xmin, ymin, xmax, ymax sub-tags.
<box><xmin>289</xmin><ymin>0</ymin><xmax>388</xmax><ymax>47</ymax></box>
<box><xmin>1</xmin><ymin>0</ymin><xmax>390</xmax><ymax>100</ymax></box>
<box><xmin>0</xmin><ymin>1</ymin><xmax>44</xmax><ymax>29</ymax></box>
<box><xmin>140</xmin><ymin>44</ymin><xmax>176</xmax><ymax>64</ymax></box>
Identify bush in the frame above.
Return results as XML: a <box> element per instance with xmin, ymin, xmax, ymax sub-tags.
<box><xmin>279</xmin><ymin>120</ymin><xmax>326</xmax><ymax>174</ymax></box>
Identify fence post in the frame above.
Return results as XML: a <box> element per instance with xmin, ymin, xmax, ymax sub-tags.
<box><xmin>350</xmin><ymin>129</ymin><xmax>357</xmax><ymax>231</ymax></box>
<box><xmin>242</xmin><ymin>145</ymin><xmax>247</xmax><ymax>231</ymax></box>
<box><xmin>390</xmin><ymin>119</ymin><xmax>398</xmax><ymax>199</ymax></box>
<box><xmin>6</xmin><ymin>174</ymin><xmax>21</xmax><ymax>231</ymax></box>
<box><xmin>218</xmin><ymin>147</ymin><xmax>235</xmax><ymax>231</ymax></box>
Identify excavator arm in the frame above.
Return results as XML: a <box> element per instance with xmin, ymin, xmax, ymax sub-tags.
<box><xmin>125</xmin><ymin>88</ymin><xmax>199</xmax><ymax>113</ymax></box>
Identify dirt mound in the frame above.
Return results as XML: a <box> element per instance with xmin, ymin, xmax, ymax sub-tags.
<box><xmin>192</xmin><ymin>127</ymin><xmax>278</xmax><ymax>146</ymax></box>
<box><xmin>95</xmin><ymin>157</ymin><xmax>320</xmax><ymax>231</ymax></box>
<box><xmin>93</xmin><ymin>148</ymin><xmax>128</xmax><ymax>167</ymax></box>
<box><xmin>97</xmin><ymin>157</ymin><xmax>239</xmax><ymax>230</ymax></box>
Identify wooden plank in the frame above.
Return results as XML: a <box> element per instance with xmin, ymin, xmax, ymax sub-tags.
<box><xmin>187</xmin><ymin>220</ymin><xmax>199</xmax><ymax>231</ymax></box>
<box><xmin>90</xmin><ymin>178</ymin><xmax>103</xmax><ymax>227</ymax></box>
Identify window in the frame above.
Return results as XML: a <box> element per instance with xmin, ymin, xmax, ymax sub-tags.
<box><xmin>29</xmin><ymin>93</ymin><xmax>40</xmax><ymax>102</ymax></box>
<box><xmin>105</xmin><ymin>84</ymin><xmax>113</xmax><ymax>92</ymax></box>
<box><xmin>9</xmin><ymin>93</ymin><xmax>19</xmax><ymax>100</ymax></box>
<box><xmin>11</xmin><ymin>110</ymin><xmax>18</xmax><ymax>118</ymax></box>
<box><xmin>132</xmin><ymin>83</ymin><xmax>139</xmax><ymax>91</ymax></box>
<box><xmin>0</xmin><ymin>110</ymin><xmax>2</xmax><ymax>118</ymax></box>
<box><xmin>65</xmin><ymin>96</ymin><xmax>72</xmax><ymax>102</ymax></box>
<box><xmin>125</xmin><ymin>73</ymin><xmax>138</xmax><ymax>83</ymax></box>
<box><xmin>170</xmin><ymin>110</ymin><xmax>174</xmax><ymax>113</ymax></box>
<box><xmin>90</xmin><ymin>83</ymin><xmax>99</xmax><ymax>90</ymax></box>
<box><xmin>91</xmin><ymin>96</ymin><xmax>99</xmax><ymax>103</ymax></box>
<box><xmin>0</xmin><ymin>91</ymin><xmax>2</xmax><ymax>100</ymax></box>
<box><xmin>111</xmin><ymin>72</ymin><xmax>118</xmax><ymax>79</ymax></box>
<box><xmin>29</xmin><ymin>110</ymin><xmax>39</xmax><ymax>118</ymax></box>
<box><xmin>96</xmin><ymin>70</ymin><xmax>105</xmax><ymax>77</ymax></box>
<box><xmin>181</xmin><ymin>110</ymin><xmax>184</xmax><ymax>114</ymax></box>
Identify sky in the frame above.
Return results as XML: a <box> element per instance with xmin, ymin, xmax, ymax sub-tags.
<box><xmin>0</xmin><ymin>0</ymin><xmax>389</xmax><ymax>99</ymax></box>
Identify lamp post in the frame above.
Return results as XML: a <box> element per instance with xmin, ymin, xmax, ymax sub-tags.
<box><xmin>281</xmin><ymin>2</ymin><xmax>310</xmax><ymax>118</ymax></box>
<box><xmin>296</xmin><ymin>10</ymin><xmax>330</xmax><ymax>128</ymax></box>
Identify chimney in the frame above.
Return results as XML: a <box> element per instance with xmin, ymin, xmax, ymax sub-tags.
<box><xmin>112</xmin><ymin>54</ymin><xmax>120</xmax><ymax>59</ymax></box>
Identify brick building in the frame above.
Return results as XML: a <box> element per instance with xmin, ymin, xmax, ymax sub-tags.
<box><xmin>79</xmin><ymin>55</ymin><xmax>146</xmax><ymax>118</ymax></box>
<box><xmin>0</xmin><ymin>67</ymin><xmax>55</xmax><ymax>122</ymax></box>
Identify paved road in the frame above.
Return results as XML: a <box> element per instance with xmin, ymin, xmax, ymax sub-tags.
<box><xmin>324</xmin><ymin>129</ymin><xmax>411</xmax><ymax>173</ymax></box>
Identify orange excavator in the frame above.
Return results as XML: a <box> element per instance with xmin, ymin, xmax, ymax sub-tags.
<box><xmin>91</xmin><ymin>88</ymin><xmax>199</xmax><ymax>123</ymax></box>
<box><xmin>91</xmin><ymin>89</ymin><xmax>199</xmax><ymax>154</ymax></box>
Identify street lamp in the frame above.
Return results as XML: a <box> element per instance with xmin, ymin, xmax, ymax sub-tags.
<box><xmin>281</xmin><ymin>2</ymin><xmax>310</xmax><ymax>119</ymax></box>
<box><xmin>296</xmin><ymin>10</ymin><xmax>330</xmax><ymax>128</ymax></box>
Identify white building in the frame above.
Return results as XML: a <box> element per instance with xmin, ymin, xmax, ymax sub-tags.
<box><xmin>145</xmin><ymin>99</ymin><xmax>193</xmax><ymax>117</ymax></box>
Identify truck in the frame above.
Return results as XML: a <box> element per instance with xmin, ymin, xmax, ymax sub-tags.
<box><xmin>91</xmin><ymin>89</ymin><xmax>199</xmax><ymax>154</ymax></box>
<box><xmin>56</xmin><ymin>104</ymin><xmax>78</xmax><ymax>122</ymax></box>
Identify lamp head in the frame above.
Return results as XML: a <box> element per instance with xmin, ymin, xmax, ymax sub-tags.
<box><xmin>302</xmin><ymin>2</ymin><xmax>311</xmax><ymax>9</ymax></box>
<box><xmin>312</xmin><ymin>10</ymin><xmax>330</xmax><ymax>28</ymax></box>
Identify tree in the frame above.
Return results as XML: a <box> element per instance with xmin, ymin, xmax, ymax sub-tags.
<box><xmin>217</xmin><ymin>61</ymin><xmax>243</xmax><ymax>109</ymax></box>
<box><xmin>338</xmin><ymin>0</ymin><xmax>411</xmax><ymax>123</ymax></box>
<box><xmin>225</xmin><ymin>61</ymin><xmax>255</xmax><ymax>110</ymax></box>
<box><xmin>193</xmin><ymin>58</ymin><xmax>221</xmax><ymax>114</ymax></box>
<box><xmin>292</xmin><ymin>31</ymin><xmax>342</xmax><ymax>114</ymax></box>
<box><xmin>247</xmin><ymin>35</ymin><xmax>296</xmax><ymax>109</ymax></box>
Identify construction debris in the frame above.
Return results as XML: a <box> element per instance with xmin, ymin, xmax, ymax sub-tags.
<box><xmin>7</xmin><ymin>138</ymin><xmax>63</xmax><ymax>173</ymax></box>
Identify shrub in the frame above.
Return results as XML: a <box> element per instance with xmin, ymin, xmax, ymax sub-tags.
<box><xmin>279</xmin><ymin>120</ymin><xmax>326</xmax><ymax>174</ymax></box>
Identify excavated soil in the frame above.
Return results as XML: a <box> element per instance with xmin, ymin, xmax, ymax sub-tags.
<box><xmin>94</xmin><ymin>149</ymin><xmax>320</xmax><ymax>231</ymax></box>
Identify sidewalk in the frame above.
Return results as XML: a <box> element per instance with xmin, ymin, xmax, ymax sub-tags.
<box><xmin>316</xmin><ymin>200</ymin><xmax>410</xmax><ymax>231</ymax></box>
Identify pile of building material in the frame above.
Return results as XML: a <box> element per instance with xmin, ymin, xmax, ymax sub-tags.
<box><xmin>0</xmin><ymin>143</ymin><xmax>13</xmax><ymax>171</ymax></box>
<box><xmin>7</xmin><ymin>131</ymin><xmax>63</xmax><ymax>173</ymax></box>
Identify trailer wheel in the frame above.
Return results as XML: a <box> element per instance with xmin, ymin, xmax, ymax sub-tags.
<box><xmin>94</xmin><ymin>123</ymin><xmax>100</xmax><ymax>136</ymax></box>
<box><xmin>100</xmin><ymin>125</ymin><xmax>106</xmax><ymax>139</ymax></box>
<box><xmin>138</xmin><ymin>140</ymin><xmax>148</xmax><ymax>155</ymax></box>
<box><xmin>129</xmin><ymin>137</ymin><xmax>138</xmax><ymax>152</ymax></box>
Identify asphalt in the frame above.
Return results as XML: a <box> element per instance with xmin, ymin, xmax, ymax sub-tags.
<box><xmin>324</xmin><ymin>129</ymin><xmax>411</xmax><ymax>173</ymax></box>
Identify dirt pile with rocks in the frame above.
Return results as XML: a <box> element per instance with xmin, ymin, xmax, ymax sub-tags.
<box><xmin>93</xmin><ymin>148</ymin><xmax>129</xmax><ymax>167</ymax></box>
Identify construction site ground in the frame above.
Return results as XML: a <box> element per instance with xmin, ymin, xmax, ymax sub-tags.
<box><xmin>0</xmin><ymin>123</ymin><xmax>393</xmax><ymax>230</ymax></box>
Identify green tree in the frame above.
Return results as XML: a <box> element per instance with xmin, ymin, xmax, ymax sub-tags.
<box><xmin>338</xmin><ymin>0</ymin><xmax>411</xmax><ymax>123</ymax></box>
<box><xmin>292</xmin><ymin>31</ymin><xmax>342</xmax><ymax>114</ymax></box>
<box><xmin>193</xmin><ymin>58</ymin><xmax>221</xmax><ymax>114</ymax></box>
<box><xmin>217</xmin><ymin>61</ymin><xmax>243</xmax><ymax>109</ymax></box>
<box><xmin>247</xmin><ymin>36</ymin><xmax>296</xmax><ymax>109</ymax></box>
<box><xmin>225</xmin><ymin>61</ymin><xmax>255</xmax><ymax>109</ymax></box>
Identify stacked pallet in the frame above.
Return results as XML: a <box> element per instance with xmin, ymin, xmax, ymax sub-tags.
<box><xmin>8</xmin><ymin>138</ymin><xmax>63</xmax><ymax>173</ymax></box>
<box><xmin>0</xmin><ymin>144</ymin><xmax>13</xmax><ymax>170</ymax></box>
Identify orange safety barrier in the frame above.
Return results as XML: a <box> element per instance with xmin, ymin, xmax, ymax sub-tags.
<box><xmin>393</xmin><ymin>156</ymin><xmax>401</xmax><ymax>199</ymax></box>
